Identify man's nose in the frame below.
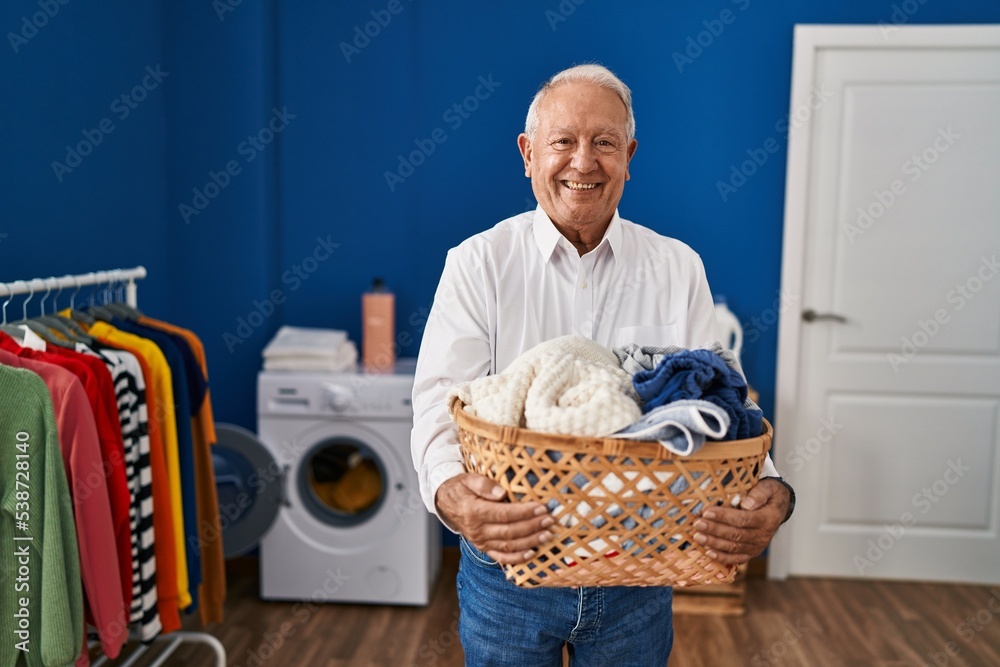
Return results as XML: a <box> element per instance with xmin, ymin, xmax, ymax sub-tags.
<box><xmin>569</xmin><ymin>142</ymin><xmax>598</xmax><ymax>172</ymax></box>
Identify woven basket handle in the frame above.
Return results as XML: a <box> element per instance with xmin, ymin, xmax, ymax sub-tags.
<box><xmin>447</xmin><ymin>395</ymin><xmax>464</xmax><ymax>421</ymax></box>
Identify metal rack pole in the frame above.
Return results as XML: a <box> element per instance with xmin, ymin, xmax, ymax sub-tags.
<box><xmin>0</xmin><ymin>266</ymin><xmax>147</xmax><ymax>308</ymax></box>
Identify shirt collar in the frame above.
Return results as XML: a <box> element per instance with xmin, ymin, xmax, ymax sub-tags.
<box><xmin>531</xmin><ymin>206</ymin><xmax>623</xmax><ymax>263</ymax></box>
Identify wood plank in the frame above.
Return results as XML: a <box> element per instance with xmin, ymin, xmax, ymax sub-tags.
<box><xmin>82</xmin><ymin>548</ymin><xmax>1000</xmax><ymax>666</ymax></box>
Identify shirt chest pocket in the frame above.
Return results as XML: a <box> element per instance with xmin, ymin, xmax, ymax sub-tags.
<box><xmin>613</xmin><ymin>324</ymin><xmax>680</xmax><ymax>348</ymax></box>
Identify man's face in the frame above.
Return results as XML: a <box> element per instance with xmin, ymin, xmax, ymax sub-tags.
<box><xmin>518</xmin><ymin>81</ymin><xmax>638</xmax><ymax>236</ymax></box>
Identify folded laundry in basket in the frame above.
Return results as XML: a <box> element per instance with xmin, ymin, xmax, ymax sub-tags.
<box><xmin>629</xmin><ymin>348</ymin><xmax>762</xmax><ymax>440</ymax></box>
<box><xmin>449</xmin><ymin>335</ymin><xmax>640</xmax><ymax>436</ymax></box>
<box><xmin>614</xmin><ymin>341</ymin><xmax>737</xmax><ymax>376</ymax></box>
<box><xmin>611</xmin><ymin>399</ymin><xmax>730</xmax><ymax>456</ymax></box>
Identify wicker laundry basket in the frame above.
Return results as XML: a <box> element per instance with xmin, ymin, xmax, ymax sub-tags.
<box><xmin>450</xmin><ymin>397</ymin><xmax>772</xmax><ymax>588</ymax></box>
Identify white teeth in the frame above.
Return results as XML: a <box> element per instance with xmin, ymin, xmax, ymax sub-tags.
<box><xmin>564</xmin><ymin>181</ymin><xmax>598</xmax><ymax>190</ymax></box>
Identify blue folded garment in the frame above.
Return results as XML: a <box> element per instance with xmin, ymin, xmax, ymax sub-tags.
<box><xmin>632</xmin><ymin>349</ymin><xmax>762</xmax><ymax>440</ymax></box>
<box><xmin>612</xmin><ymin>399</ymin><xmax>730</xmax><ymax>456</ymax></box>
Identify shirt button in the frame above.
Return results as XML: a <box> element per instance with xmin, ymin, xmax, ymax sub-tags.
<box><xmin>581</xmin><ymin>281</ymin><xmax>588</xmax><ymax>289</ymax></box>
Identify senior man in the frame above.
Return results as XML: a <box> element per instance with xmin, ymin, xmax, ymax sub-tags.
<box><xmin>411</xmin><ymin>64</ymin><xmax>793</xmax><ymax>665</ymax></box>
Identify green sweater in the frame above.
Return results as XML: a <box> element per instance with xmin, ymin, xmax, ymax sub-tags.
<box><xmin>0</xmin><ymin>365</ymin><xmax>83</xmax><ymax>667</ymax></box>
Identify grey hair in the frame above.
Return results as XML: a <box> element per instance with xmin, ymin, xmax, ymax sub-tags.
<box><xmin>524</xmin><ymin>64</ymin><xmax>635</xmax><ymax>141</ymax></box>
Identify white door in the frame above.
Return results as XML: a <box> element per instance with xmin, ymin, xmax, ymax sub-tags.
<box><xmin>770</xmin><ymin>25</ymin><xmax>1000</xmax><ymax>584</ymax></box>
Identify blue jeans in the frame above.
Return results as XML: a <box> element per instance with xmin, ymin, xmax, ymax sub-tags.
<box><xmin>457</xmin><ymin>536</ymin><xmax>674</xmax><ymax>666</ymax></box>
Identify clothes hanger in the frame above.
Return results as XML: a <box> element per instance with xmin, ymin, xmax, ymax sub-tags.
<box><xmin>33</xmin><ymin>277</ymin><xmax>83</xmax><ymax>341</ymax></box>
<box><xmin>36</xmin><ymin>276</ymin><xmax>96</xmax><ymax>347</ymax></box>
<box><xmin>49</xmin><ymin>276</ymin><xmax>93</xmax><ymax>339</ymax></box>
<box><xmin>113</xmin><ymin>272</ymin><xmax>144</xmax><ymax>321</ymax></box>
<box><xmin>86</xmin><ymin>273</ymin><xmax>116</xmax><ymax>320</ymax></box>
<box><xmin>0</xmin><ymin>283</ymin><xmax>27</xmax><ymax>343</ymax></box>
<box><xmin>94</xmin><ymin>271</ymin><xmax>143</xmax><ymax>321</ymax></box>
<box><xmin>89</xmin><ymin>274</ymin><xmax>127</xmax><ymax>322</ymax></box>
<box><xmin>67</xmin><ymin>274</ymin><xmax>97</xmax><ymax>326</ymax></box>
<box><xmin>18</xmin><ymin>280</ymin><xmax>75</xmax><ymax>348</ymax></box>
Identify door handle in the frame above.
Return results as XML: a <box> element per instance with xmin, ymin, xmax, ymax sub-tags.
<box><xmin>802</xmin><ymin>309</ymin><xmax>848</xmax><ymax>324</ymax></box>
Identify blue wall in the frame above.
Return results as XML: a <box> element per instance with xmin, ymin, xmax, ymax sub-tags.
<box><xmin>3</xmin><ymin>0</ymin><xmax>1000</xmax><ymax>439</ymax></box>
<box><xmin>0</xmin><ymin>0</ymin><xmax>171</xmax><ymax>315</ymax></box>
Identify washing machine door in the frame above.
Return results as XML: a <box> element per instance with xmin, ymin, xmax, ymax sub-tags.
<box><xmin>281</xmin><ymin>419</ymin><xmax>415</xmax><ymax>554</ymax></box>
<box><xmin>213</xmin><ymin>423</ymin><xmax>284</xmax><ymax>558</ymax></box>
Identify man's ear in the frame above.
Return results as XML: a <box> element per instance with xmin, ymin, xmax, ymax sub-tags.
<box><xmin>517</xmin><ymin>133</ymin><xmax>532</xmax><ymax>177</ymax></box>
<box><xmin>625</xmin><ymin>138</ymin><xmax>638</xmax><ymax>181</ymax></box>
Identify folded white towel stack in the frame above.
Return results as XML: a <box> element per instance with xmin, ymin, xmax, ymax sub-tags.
<box><xmin>261</xmin><ymin>325</ymin><xmax>358</xmax><ymax>372</ymax></box>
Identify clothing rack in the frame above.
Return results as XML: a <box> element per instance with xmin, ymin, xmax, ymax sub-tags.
<box><xmin>2</xmin><ymin>266</ymin><xmax>225</xmax><ymax>667</ymax></box>
<box><xmin>0</xmin><ymin>266</ymin><xmax>146</xmax><ymax>309</ymax></box>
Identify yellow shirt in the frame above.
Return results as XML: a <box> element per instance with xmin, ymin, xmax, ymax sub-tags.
<box><xmin>88</xmin><ymin>321</ymin><xmax>192</xmax><ymax>610</ymax></box>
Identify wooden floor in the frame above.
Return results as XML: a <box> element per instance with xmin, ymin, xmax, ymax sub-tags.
<box><xmin>97</xmin><ymin>550</ymin><xmax>1000</xmax><ymax>667</ymax></box>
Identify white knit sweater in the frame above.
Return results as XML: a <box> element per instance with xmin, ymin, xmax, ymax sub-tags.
<box><xmin>449</xmin><ymin>335</ymin><xmax>641</xmax><ymax>436</ymax></box>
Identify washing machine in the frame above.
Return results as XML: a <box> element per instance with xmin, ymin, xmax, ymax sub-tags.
<box><xmin>214</xmin><ymin>359</ymin><xmax>440</xmax><ymax>606</ymax></box>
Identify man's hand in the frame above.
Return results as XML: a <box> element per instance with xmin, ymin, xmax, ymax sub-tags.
<box><xmin>435</xmin><ymin>473</ymin><xmax>554</xmax><ymax>565</ymax></box>
<box><xmin>691</xmin><ymin>477</ymin><xmax>791</xmax><ymax>565</ymax></box>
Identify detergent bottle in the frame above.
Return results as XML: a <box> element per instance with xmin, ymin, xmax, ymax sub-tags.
<box><xmin>714</xmin><ymin>295</ymin><xmax>743</xmax><ymax>364</ymax></box>
<box><xmin>362</xmin><ymin>278</ymin><xmax>395</xmax><ymax>372</ymax></box>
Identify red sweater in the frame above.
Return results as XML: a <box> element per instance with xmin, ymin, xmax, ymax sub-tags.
<box><xmin>0</xmin><ymin>336</ymin><xmax>133</xmax><ymax>615</ymax></box>
<box><xmin>0</xmin><ymin>348</ymin><xmax>127</xmax><ymax>660</ymax></box>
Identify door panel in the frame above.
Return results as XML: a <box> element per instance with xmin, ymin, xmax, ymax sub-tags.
<box><xmin>772</xmin><ymin>26</ymin><xmax>1000</xmax><ymax>584</ymax></box>
<box><xmin>823</xmin><ymin>395</ymin><xmax>996</xmax><ymax>529</ymax></box>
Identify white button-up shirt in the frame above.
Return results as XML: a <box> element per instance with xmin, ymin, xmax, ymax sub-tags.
<box><xmin>411</xmin><ymin>206</ymin><xmax>777</xmax><ymax>518</ymax></box>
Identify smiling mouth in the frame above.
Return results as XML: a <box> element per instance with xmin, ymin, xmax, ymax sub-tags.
<box><xmin>562</xmin><ymin>180</ymin><xmax>600</xmax><ymax>191</ymax></box>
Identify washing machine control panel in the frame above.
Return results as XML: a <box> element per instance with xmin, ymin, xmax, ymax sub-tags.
<box><xmin>258</xmin><ymin>366</ymin><xmax>415</xmax><ymax>419</ymax></box>
<box><xmin>324</xmin><ymin>384</ymin><xmax>354</xmax><ymax>411</ymax></box>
